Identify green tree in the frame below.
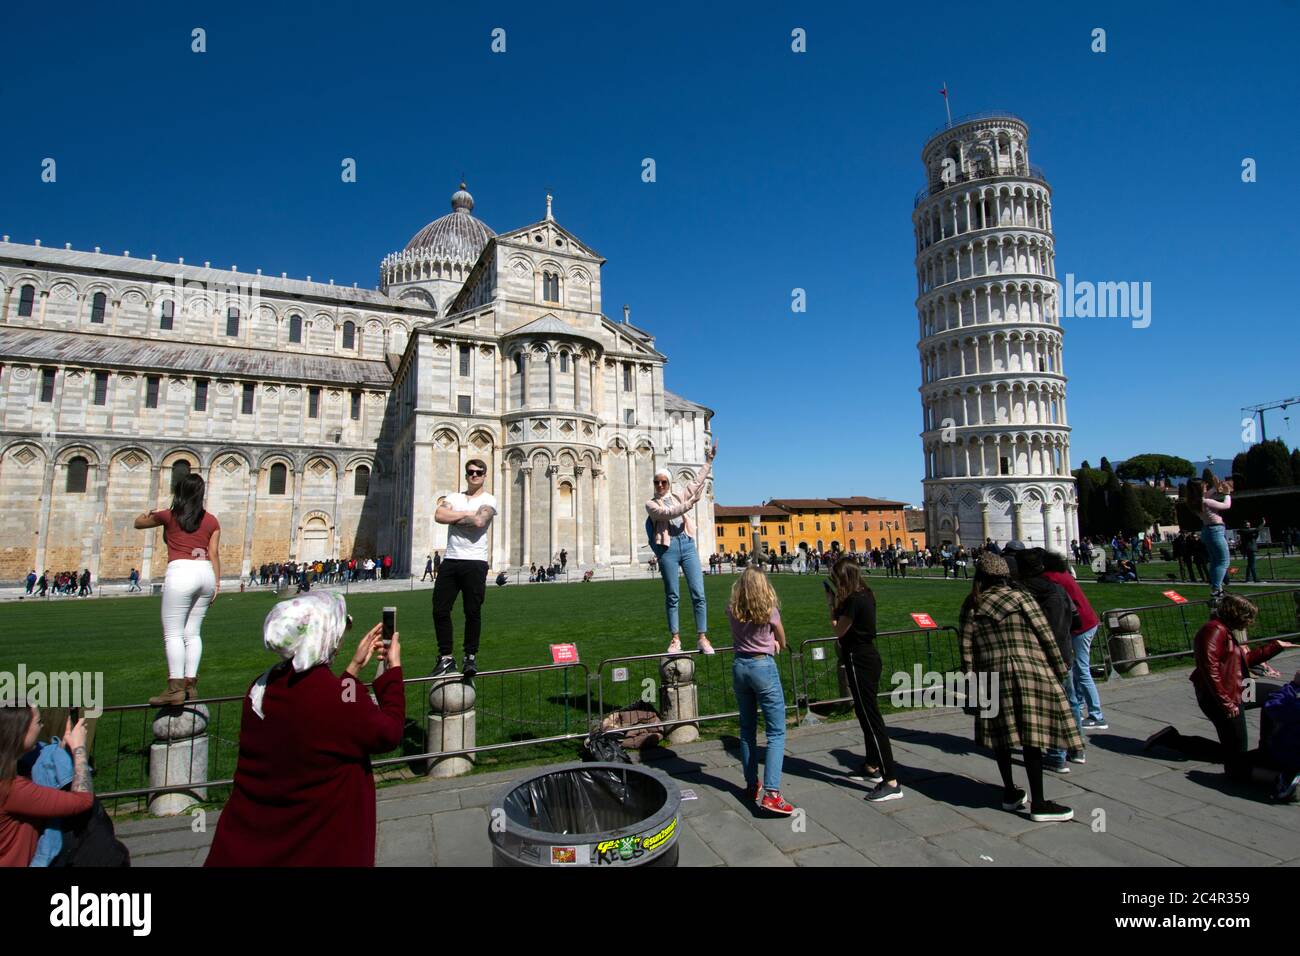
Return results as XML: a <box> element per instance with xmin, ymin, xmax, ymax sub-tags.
<box><xmin>1291</xmin><ymin>448</ymin><xmax>1300</xmax><ymax>485</ymax></box>
<box><xmin>1118</xmin><ymin>484</ymin><xmax>1149</xmax><ymax>533</ymax></box>
<box><xmin>1115</xmin><ymin>454</ymin><xmax>1195</xmax><ymax>484</ymax></box>
<box><xmin>1075</xmin><ymin>469</ymin><xmax>1097</xmax><ymax>537</ymax></box>
<box><xmin>1135</xmin><ymin>485</ymin><xmax>1174</xmax><ymax>525</ymax></box>
<box><xmin>1100</xmin><ymin>457</ymin><xmax>1114</xmax><ymax>474</ymax></box>
<box><xmin>1231</xmin><ymin>452</ymin><xmax>1250</xmax><ymax>490</ymax></box>
<box><xmin>1245</xmin><ymin>439</ymin><xmax>1294</xmax><ymax>488</ymax></box>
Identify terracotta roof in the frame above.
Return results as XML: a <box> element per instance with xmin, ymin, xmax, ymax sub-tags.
<box><xmin>766</xmin><ymin>498</ymin><xmax>840</xmax><ymax>510</ymax></box>
<box><xmin>830</xmin><ymin>496</ymin><xmax>908</xmax><ymax>509</ymax></box>
<box><xmin>0</xmin><ymin>327</ymin><xmax>393</xmax><ymax>387</ymax></box>
<box><xmin>714</xmin><ymin>505</ymin><xmax>789</xmax><ymax>518</ymax></box>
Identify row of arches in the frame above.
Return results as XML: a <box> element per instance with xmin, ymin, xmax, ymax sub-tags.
<box><xmin>922</xmin><ymin>380</ymin><xmax>1068</xmax><ymax>430</ymax></box>
<box><xmin>916</xmin><ymin>182</ymin><xmax>1051</xmax><ymax>252</ymax></box>
<box><xmin>923</xmin><ymin>433</ymin><xmax>1072</xmax><ymax>480</ymax></box>
<box><xmin>930</xmin><ymin>482</ymin><xmax>1077</xmax><ymax>549</ymax></box>
<box><xmin>920</xmin><ymin>331</ymin><xmax>1063</xmax><ymax>383</ymax></box>
<box><xmin>918</xmin><ymin>282</ymin><xmax>1059</xmax><ymax>336</ymax></box>
<box><xmin>507</xmin><ymin>341</ymin><xmax>603</xmax><ymax>412</ymax></box>
<box><xmin>916</xmin><ymin>234</ymin><xmax>1055</xmax><ymax>295</ymax></box>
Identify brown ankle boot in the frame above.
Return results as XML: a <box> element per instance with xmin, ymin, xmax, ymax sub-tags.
<box><xmin>149</xmin><ymin>678</ymin><xmax>186</xmax><ymax>707</ymax></box>
<box><xmin>184</xmin><ymin>677</ymin><xmax>198</xmax><ymax>701</ymax></box>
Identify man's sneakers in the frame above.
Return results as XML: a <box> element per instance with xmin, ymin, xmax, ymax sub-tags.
<box><xmin>1082</xmin><ymin>717</ymin><xmax>1109</xmax><ymax>731</ymax></box>
<box><xmin>1272</xmin><ymin>772</ymin><xmax>1300</xmax><ymax>803</ymax></box>
<box><xmin>864</xmin><ymin>781</ymin><xmax>904</xmax><ymax>803</ymax></box>
<box><xmin>1067</xmin><ymin>749</ymin><xmax>1087</xmax><ymax>765</ymax></box>
<box><xmin>1144</xmin><ymin>726</ymin><xmax>1178</xmax><ymax>752</ymax></box>
<box><xmin>1044</xmin><ymin>757</ymin><xmax>1071</xmax><ymax>774</ymax></box>
<box><xmin>463</xmin><ymin>654</ymin><xmax>477</xmax><ymax>679</ymax></box>
<box><xmin>759</xmin><ymin>790</ymin><xmax>795</xmax><ymax>816</ymax></box>
<box><xmin>1001</xmin><ymin>786</ymin><xmax>1028</xmax><ymax>811</ymax></box>
<box><xmin>430</xmin><ymin>656</ymin><xmax>457</xmax><ymax>679</ymax></box>
<box><xmin>1029</xmin><ymin>801</ymin><xmax>1074</xmax><ymax>823</ymax></box>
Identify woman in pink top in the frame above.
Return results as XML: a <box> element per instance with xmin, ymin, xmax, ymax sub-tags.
<box><xmin>646</xmin><ymin>441</ymin><xmax>717</xmax><ymax>655</ymax></box>
<box><xmin>1189</xmin><ymin>477</ymin><xmax>1232</xmax><ymax>602</ymax></box>
<box><xmin>0</xmin><ymin>702</ymin><xmax>94</xmax><ymax>867</ymax></box>
<box><xmin>727</xmin><ymin>567</ymin><xmax>793</xmax><ymax>815</ymax></box>
<box><xmin>134</xmin><ymin>473</ymin><xmax>221</xmax><ymax>705</ymax></box>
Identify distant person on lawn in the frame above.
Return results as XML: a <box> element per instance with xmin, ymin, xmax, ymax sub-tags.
<box><xmin>205</xmin><ymin>591</ymin><xmax>404</xmax><ymax>867</ymax></box>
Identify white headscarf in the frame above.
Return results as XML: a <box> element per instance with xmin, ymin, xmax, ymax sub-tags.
<box><xmin>249</xmin><ymin>590</ymin><xmax>350</xmax><ymax>719</ymax></box>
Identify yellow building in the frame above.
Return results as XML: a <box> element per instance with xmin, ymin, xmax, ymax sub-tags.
<box><xmin>715</xmin><ymin>497</ymin><xmax>927</xmax><ymax>555</ymax></box>
<box><xmin>713</xmin><ymin>505</ymin><xmax>792</xmax><ymax>554</ymax></box>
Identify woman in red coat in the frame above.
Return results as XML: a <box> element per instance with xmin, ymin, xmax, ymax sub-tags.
<box><xmin>205</xmin><ymin>591</ymin><xmax>405</xmax><ymax>867</ymax></box>
<box><xmin>1146</xmin><ymin>594</ymin><xmax>1295</xmax><ymax>784</ymax></box>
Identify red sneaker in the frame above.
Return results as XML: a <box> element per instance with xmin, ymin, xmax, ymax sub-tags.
<box><xmin>759</xmin><ymin>790</ymin><xmax>795</xmax><ymax>816</ymax></box>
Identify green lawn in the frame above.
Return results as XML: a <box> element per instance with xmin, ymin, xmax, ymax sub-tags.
<box><xmin>3</xmin><ymin>571</ymin><xmax>1282</xmax><ymax>808</ymax></box>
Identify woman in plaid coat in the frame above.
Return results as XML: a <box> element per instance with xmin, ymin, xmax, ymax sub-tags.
<box><xmin>960</xmin><ymin>552</ymin><xmax>1085</xmax><ymax>822</ymax></box>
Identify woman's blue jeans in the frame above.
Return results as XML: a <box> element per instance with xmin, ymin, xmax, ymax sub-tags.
<box><xmin>1072</xmin><ymin>625</ymin><xmax>1104</xmax><ymax>721</ymax></box>
<box><xmin>654</xmin><ymin>534</ymin><xmax>707</xmax><ymax>635</ymax></box>
<box><xmin>1203</xmin><ymin>524</ymin><xmax>1229</xmax><ymax>592</ymax></box>
<box><xmin>733</xmin><ymin>653</ymin><xmax>787</xmax><ymax>791</ymax></box>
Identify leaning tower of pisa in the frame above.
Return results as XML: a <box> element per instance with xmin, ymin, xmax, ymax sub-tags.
<box><xmin>913</xmin><ymin>112</ymin><xmax>1077</xmax><ymax>551</ymax></box>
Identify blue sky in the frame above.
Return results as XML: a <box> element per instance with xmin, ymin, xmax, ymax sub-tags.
<box><xmin>3</xmin><ymin>1</ymin><xmax>1298</xmax><ymax>505</ymax></box>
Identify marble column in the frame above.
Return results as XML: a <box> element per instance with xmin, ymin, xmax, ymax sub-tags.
<box><xmin>520</xmin><ymin>465</ymin><xmax>532</xmax><ymax>567</ymax></box>
<box><xmin>592</xmin><ymin>466</ymin><xmax>607</xmax><ymax>564</ymax></box>
<box><xmin>547</xmin><ymin>464</ymin><xmax>558</xmax><ymax>564</ymax></box>
<box><xmin>574</xmin><ymin>465</ymin><xmax>586</xmax><ymax>566</ymax></box>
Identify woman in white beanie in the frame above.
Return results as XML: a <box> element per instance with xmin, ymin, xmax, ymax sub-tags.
<box><xmin>646</xmin><ymin>441</ymin><xmax>718</xmax><ymax>654</ymax></box>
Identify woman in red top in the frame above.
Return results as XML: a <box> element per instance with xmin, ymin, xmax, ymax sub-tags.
<box><xmin>1146</xmin><ymin>595</ymin><xmax>1296</xmax><ymax>784</ymax></box>
<box><xmin>0</xmin><ymin>703</ymin><xmax>94</xmax><ymax>867</ymax></box>
<box><xmin>134</xmin><ymin>473</ymin><xmax>221</xmax><ymax>705</ymax></box>
<box><xmin>204</xmin><ymin>590</ymin><xmax>405</xmax><ymax>867</ymax></box>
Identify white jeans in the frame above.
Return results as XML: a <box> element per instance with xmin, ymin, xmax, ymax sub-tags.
<box><xmin>162</xmin><ymin>559</ymin><xmax>215</xmax><ymax>678</ymax></box>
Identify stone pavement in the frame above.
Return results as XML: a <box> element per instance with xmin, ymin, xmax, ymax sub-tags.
<box><xmin>117</xmin><ymin>653</ymin><xmax>1300</xmax><ymax>867</ymax></box>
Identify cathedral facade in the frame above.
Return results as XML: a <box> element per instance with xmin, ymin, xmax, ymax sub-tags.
<box><xmin>0</xmin><ymin>185</ymin><xmax>715</xmax><ymax>581</ymax></box>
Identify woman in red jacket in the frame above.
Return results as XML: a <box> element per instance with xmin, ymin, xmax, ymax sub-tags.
<box><xmin>205</xmin><ymin>590</ymin><xmax>405</xmax><ymax>867</ymax></box>
<box><xmin>1146</xmin><ymin>595</ymin><xmax>1295</xmax><ymax>783</ymax></box>
<box><xmin>0</xmin><ymin>704</ymin><xmax>94</xmax><ymax>867</ymax></box>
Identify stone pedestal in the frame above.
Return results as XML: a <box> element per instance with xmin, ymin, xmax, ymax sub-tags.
<box><xmin>659</xmin><ymin>656</ymin><xmax>699</xmax><ymax>744</ymax></box>
<box><xmin>148</xmin><ymin>704</ymin><xmax>209</xmax><ymax>816</ymax></box>
<box><xmin>1106</xmin><ymin>612</ymin><xmax>1149</xmax><ymax>677</ymax></box>
<box><xmin>427</xmin><ymin>678</ymin><xmax>476</xmax><ymax>778</ymax></box>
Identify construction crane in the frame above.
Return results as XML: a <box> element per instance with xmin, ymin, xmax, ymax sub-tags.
<box><xmin>1242</xmin><ymin>396</ymin><xmax>1300</xmax><ymax>442</ymax></box>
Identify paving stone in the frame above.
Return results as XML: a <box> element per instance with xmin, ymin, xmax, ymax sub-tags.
<box><xmin>1019</xmin><ymin>820</ymin><xmax>1180</xmax><ymax>867</ymax></box>
<box><xmin>1168</xmin><ymin>805</ymin><xmax>1300</xmax><ymax>862</ymax></box>
<box><xmin>1062</xmin><ymin>796</ymin><xmax>1278</xmax><ymax>867</ymax></box>
<box><xmin>377</xmin><ymin>816</ymin><xmax>435</xmax><ymax>866</ymax></box>
<box><xmin>859</xmin><ymin>836</ymin><xmax>969</xmax><ymax>867</ymax></box>
<box><xmin>133</xmin><ymin>848</ymin><xmax>202</xmax><ymax>867</ymax></box>
<box><xmin>1066</xmin><ymin>770</ymin><xmax>1207</xmax><ymax>816</ymax></box>
<box><xmin>1144</xmin><ymin>768</ymin><xmax>1300</xmax><ymax>828</ymax></box>
<box><xmin>792</xmin><ymin>843</ymin><xmax>876</xmax><ymax>867</ymax></box>
<box><xmin>114</xmin><ymin>825</ymin><xmax>215</xmax><ymax>857</ymax></box>
<box><xmin>745</xmin><ymin>806</ymin><xmax>840</xmax><ymax>853</ymax></box>
<box><xmin>676</xmin><ymin>821</ymin><xmax>724</xmax><ymax>867</ymax></box>
<box><xmin>455</xmin><ymin>785</ymin><xmax>503</xmax><ymax>810</ymax></box>
<box><xmin>433</xmin><ymin>807</ymin><xmax>491</xmax><ymax>867</ymax></box>
<box><xmin>687</xmin><ymin>810</ymin><xmax>792</xmax><ymax>867</ymax></box>
<box><xmin>792</xmin><ymin>786</ymin><xmax>915</xmax><ymax>849</ymax></box>
<box><xmin>928</xmin><ymin>827</ymin><xmax>1060</xmax><ymax>867</ymax></box>
<box><xmin>889</xmin><ymin>801</ymin><xmax>978</xmax><ymax>837</ymax></box>
<box><xmin>376</xmin><ymin>790</ymin><xmax>461</xmax><ymax>821</ymax></box>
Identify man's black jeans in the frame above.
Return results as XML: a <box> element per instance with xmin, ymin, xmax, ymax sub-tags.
<box><xmin>432</xmin><ymin>559</ymin><xmax>488</xmax><ymax>657</ymax></box>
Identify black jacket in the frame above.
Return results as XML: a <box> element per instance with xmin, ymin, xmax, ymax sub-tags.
<box><xmin>1018</xmin><ymin>576</ymin><xmax>1074</xmax><ymax>668</ymax></box>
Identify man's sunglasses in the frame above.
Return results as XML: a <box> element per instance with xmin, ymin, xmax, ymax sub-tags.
<box><xmin>466</xmin><ymin>469</ymin><xmax>486</xmax><ymax>478</ymax></box>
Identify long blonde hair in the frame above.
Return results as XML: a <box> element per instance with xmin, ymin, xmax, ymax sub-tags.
<box><xmin>728</xmin><ymin>567</ymin><xmax>779</xmax><ymax>625</ymax></box>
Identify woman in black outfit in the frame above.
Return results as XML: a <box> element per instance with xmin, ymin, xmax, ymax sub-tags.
<box><xmin>828</xmin><ymin>557</ymin><xmax>902</xmax><ymax>802</ymax></box>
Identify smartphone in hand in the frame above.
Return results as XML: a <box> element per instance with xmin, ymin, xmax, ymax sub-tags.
<box><xmin>382</xmin><ymin>607</ymin><xmax>396</xmax><ymax>646</ymax></box>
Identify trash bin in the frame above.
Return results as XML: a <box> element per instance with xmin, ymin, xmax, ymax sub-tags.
<box><xmin>489</xmin><ymin>761</ymin><xmax>681</xmax><ymax>867</ymax></box>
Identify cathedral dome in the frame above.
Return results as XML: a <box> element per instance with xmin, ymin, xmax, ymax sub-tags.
<box><xmin>402</xmin><ymin>183</ymin><xmax>496</xmax><ymax>265</ymax></box>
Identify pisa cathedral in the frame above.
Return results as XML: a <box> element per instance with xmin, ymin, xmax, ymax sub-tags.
<box><xmin>0</xmin><ymin>184</ymin><xmax>715</xmax><ymax>582</ymax></box>
<box><xmin>914</xmin><ymin>114</ymin><xmax>1078</xmax><ymax>549</ymax></box>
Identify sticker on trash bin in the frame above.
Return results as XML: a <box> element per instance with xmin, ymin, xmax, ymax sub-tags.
<box><xmin>594</xmin><ymin>816</ymin><xmax>678</xmax><ymax>865</ymax></box>
<box><xmin>612</xmin><ymin>666</ymin><xmax>630</xmax><ymax>682</ymax></box>
<box><xmin>550</xmin><ymin>643</ymin><xmax>579</xmax><ymax>664</ymax></box>
<box><xmin>911</xmin><ymin>612</ymin><xmax>938</xmax><ymax>629</ymax></box>
<box><xmin>811</xmin><ymin>647</ymin><xmax>826</xmax><ymax>661</ymax></box>
<box><xmin>550</xmin><ymin>845</ymin><xmax>590</xmax><ymax>865</ymax></box>
<box><xmin>1162</xmin><ymin>590</ymin><xmax>1188</xmax><ymax>604</ymax></box>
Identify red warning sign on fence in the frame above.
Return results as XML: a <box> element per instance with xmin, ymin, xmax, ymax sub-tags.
<box><xmin>550</xmin><ymin>643</ymin><xmax>579</xmax><ymax>664</ymax></box>
<box><xmin>910</xmin><ymin>613</ymin><xmax>938</xmax><ymax>629</ymax></box>
<box><xmin>1162</xmin><ymin>590</ymin><xmax>1188</xmax><ymax>604</ymax></box>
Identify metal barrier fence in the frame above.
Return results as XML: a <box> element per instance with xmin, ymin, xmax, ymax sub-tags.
<box><xmin>797</xmin><ymin>626</ymin><xmax>964</xmax><ymax>709</ymax></box>
<box><xmin>1101</xmin><ymin>587</ymin><xmax>1300</xmax><ymax>671</ymax></box>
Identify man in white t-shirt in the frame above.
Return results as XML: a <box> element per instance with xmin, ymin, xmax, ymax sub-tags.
<box><xmin>431</xmin><ymin>458</ymin><xmax>498</xmax><ymax>678</ymax></box>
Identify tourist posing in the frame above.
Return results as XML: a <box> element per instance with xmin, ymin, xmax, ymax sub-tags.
<box><xmin>1145</xmin><ymin>595</ymin><xmax>1295</xmax><ymax>787</ymax></box>
<box><xmin>0</xmin><ymin>704</ymin><xmax>94</xmax><ymax>867</ymax></box>
<box><xmin>828</xmin><ymin>557</ymin><xmax>901</xmax><ymax>803</ymax></box>
<box><xmin>133</xmin><ymin>473</ymin><xmax>220</xmax><ymax>705</ymax></box>
<box><xmin>1189</xmin><ymin>477</ymin><xmax>1232</xmax><ymax>604</ymax></box>
<box><xmin>646</xmin><ymin>441</ymin><xmax>717</xmax><ymax>655</ymax></box>
<box><xmin>727</xmin><ymin>567</ymin><xmax>793</xmax><ymax>815</ymax></box>
<box><xmin>959</xmin><ymin>552</ymin><xmax>1083</xmax><ymax>822</ymax></box>
<box><xmin>431</xmin><ymin>459</ymin><xmax>497</xmax><ymax>678</ymax></box>
<box><xmin>204</xmin><ymin>591</ymin><xmax>404</xmax><ymax>867</ymax></box>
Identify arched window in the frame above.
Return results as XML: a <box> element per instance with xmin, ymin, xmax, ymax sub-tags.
<box><xmin>342</xmin><ymin>321</ymin><xmax>356</xmax><ymax>350</ymax></box>
<box><xmin>559</xmin><ymin>351</ymin><xmax>569</xmax><ymax>373</ymax></box>
<box><xmin>269</xmin><ymin>462</ymin><xmax>287</xmax><ymax>495</ymax></box>
<box><xmin>170</xmin><ymin>459</ymin><xmax>191</xmax><ymax>492</ymax></box>
<box><xmin>90</xmin><ymin>292</ymin><xmax>107</xmax><ymax>323</ymax></box>
<box><xmin>18</xmin><ymin>284</ymin><xmax>36</xmax><ymax>317</ymax></box>
<box><xmin>65</xmin><ymin>456</ymin><xmax>89</xmax><ymax>493</ymax></box>
<box><xmin>226</xmin><ymin>307</ymin><xmax>240</xmax><ymax>337</ymax></box>
<box><xmin>354</xmin><ymin>465</ymin><xmax>370</xmax><ymax>497</ymax></box>
<box><xmin>289</xmin><ymin>314</ymin><xmax>302</xmax><ymax>343</ymax></box>
<box><xmin>513</xmin><ymin>352</ymin><xmax>524</xmax><ymax>374</ymax></box>
<box><xmin>159</xmin><ymin>300</ymin><xmax>175</xmax><ymax>330</ymax></box>
<box><xmin>543</xmin><ymin>272</ymin><xmax>559</xmax><ymax>302</ymax></box>
<box><xmin>559</xmin><ymin>481</ymin><xmax>573</xmax><ymax>517</ymax></box>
